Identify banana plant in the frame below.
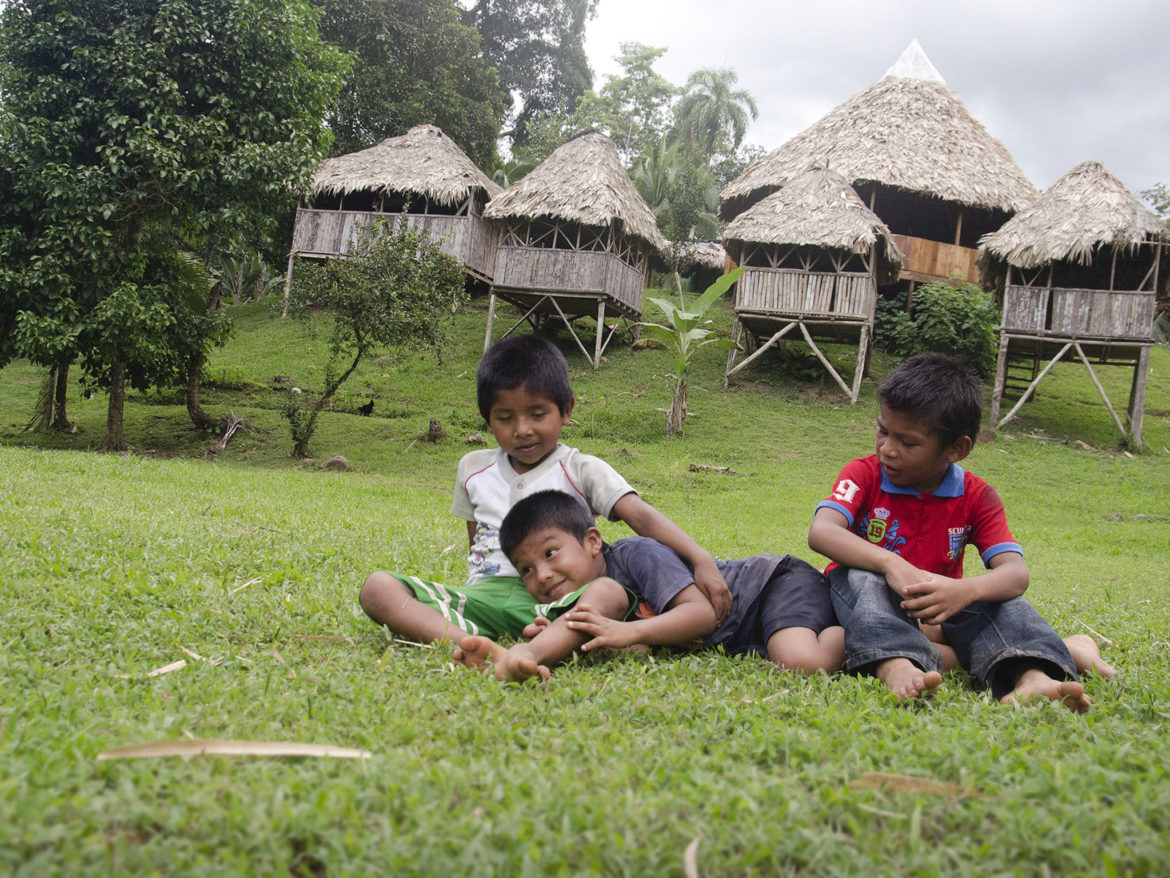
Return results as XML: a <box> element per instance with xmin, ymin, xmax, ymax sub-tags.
<box><xmin>641</xmin><ymin>268</ymin><xmax>742</xmax><ymax>437</ymax></box>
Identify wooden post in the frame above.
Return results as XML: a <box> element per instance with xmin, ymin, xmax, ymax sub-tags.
<box><xmin>483</xmin><ymin>292</ymin><xmax>497</xmax><ymax>353</ymax></box>
<box><xmin>594</xmin><ymin>299</ymin><xmax>605</xmax><ymax>369</ymax></box>
<box><xmin>281</xmin><ymin>251</ymin><xmax>296</xmax><ymax>318</ymax></box>
<box><xmin>1127</xmin><ymin>344</ymin><xmax>1151</xmax><ymax>448</ymax></box>
<box><xmin>989</xmin><ymin>338</ymin><xmax>1009</xmax><ymax>433</ymax></box>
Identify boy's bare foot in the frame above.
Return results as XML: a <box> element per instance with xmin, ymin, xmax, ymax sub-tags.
<box><xmin>495</xmin><ymin>646</ymin><xmax>550</xmax><ymax>683</ymax></box>
<box><xmin>1064</xmin><ymin>634</ymin><xmax>1116</xmax><ymax>679</ymax></box>
<box><xmin>453</xmin><ymin>635</ymin><xmax>507</xmax><ymax>670</ymax></box>
<box><xmin>875</xmin><ymin>658</ymin><xmax>942</xmax><ymax>703</ymax></box>
<box><xmin>1002</xmin><ymin>668</ymin><xmax>1090</xmax><ymax>713</ymax></box>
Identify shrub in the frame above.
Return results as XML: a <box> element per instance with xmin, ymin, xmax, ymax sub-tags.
<box><xmin>884</xmin><ymin>278</ymin><xmax>1000</xmax><ymax>376</ymax></box>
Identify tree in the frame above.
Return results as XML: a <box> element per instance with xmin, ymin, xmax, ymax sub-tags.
<box><xmin>0</xmin><ymin>0</ymin><xmax>348</xmax><ymax>449</ymax></box>
<box><xmin>316</xmin><ymin>0</ymin><xmax>507</xmax><ymax>166</ymax></box>
<box><xmin>641</xmin><ymin>269</ymin><xmax>741</xmax><ymax>437</ymax></box>
<box><xmin>284</xmin><ymin>220</ymin><xmax>466</xmax><ymax>458</ymax></box>
<box><xmin>631</xmin><ymin>138</ymin><xmax>720</xmax><ymax>250</ymax></box>
<box><xmin>673</xmin><ymin>68</ymin><xmax>759</xmax><ymax>158</ymax></box>
<box><xmin>572</xmin><ymin>43</ymin><xmax>677</xmax><ymax>163</ymax></box>
<box><xmin>1142</xmin><ymin>183</ymin><xmax>1170</xmax><ymax>225</ymax></box>
<box><xmin>463</xmin><ymin>0</ymin><xmax>596</xmax><ymax>148</ymax></box>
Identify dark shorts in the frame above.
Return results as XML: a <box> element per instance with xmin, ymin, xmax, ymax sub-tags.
<box><xmin>720</xmin><ymin>556</ymin><xmax>837</xmax><ymax>657</ymax></box>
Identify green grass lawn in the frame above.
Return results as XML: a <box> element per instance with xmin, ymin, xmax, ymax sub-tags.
<box><xmin>2</xmin><ymin>295</ymin><xmax>1169</xmax><ymax>875</ymax></box>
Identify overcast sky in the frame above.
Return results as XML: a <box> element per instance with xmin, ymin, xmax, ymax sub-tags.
<box><xmin>584</xmin><ymin>0</ymin><xmax>1169</xmax><ymax>200</ymax></box>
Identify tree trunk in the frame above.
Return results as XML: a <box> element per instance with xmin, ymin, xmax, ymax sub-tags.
<box><xmin>666</xmin><ymin>380</ymin><xmax>687</xmax><ymax>438</ymax></box>
<box><xmin>186</xmin><ymin>349</ymin><xmax>213</xmax><ymax>430</ymax></box>
<box><xmin>102</xmin><ymin>360</ymin><xmax>127</xmax><ymax>451</ymax></box>
<box><xmin>186</xmin><ymin>280</ymin><xmax>224</xmax><ymax>431</ymax></box>
<box><xmin>51</xmin><ymin>361</ymin><xmax>71</xmax><ymax>430</ymax></box>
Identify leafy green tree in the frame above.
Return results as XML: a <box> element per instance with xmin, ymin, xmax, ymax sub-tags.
<box><xmin>1142</xmin><ymin>183</ymin><xmax>1170</xmax><ymax>225</ymax></box>
<box><xmin>284</xmin><ymin>220</ymin><xmax>466</xmax><ymax>457</ymax></box>
<box><xmin>672</xmin><ymin>68</ymin><xmax>759</xmax><ymax>158</ymax></box>
<box><xmin>886</xmin><ymin>278</ymin><xmax>1000</xmax><ymax>377</ymax></box>
<box><xmin>0</xmin><ymin>0</ymin><xmax>348</xmax><ymax>449</ymax></box>
<box><xmin>641</xmin><ymin>269</ymin><xmax>741</xmax><ymax>437</ymax></box>
<box><xmin>632</xmin><ymin>139</ymin><xmax>719</xmax><ymax>252</ymax></box>
<box><xmin>463</xmin><ymin>0</ymin><xmax>596</xmax><ymax>148</ymax></box>
<box><xmin>572</xmin><ymin>43</ymin><xmax>678</xmax><ymax>163</ymax></box>
<box><xmin>316</xmin><ymin>0</ymin><xmax>507</xmax><ymax>166</ymax></box>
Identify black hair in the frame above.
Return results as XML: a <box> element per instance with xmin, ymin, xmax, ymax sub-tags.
<box><xmin>499</xmin><ymin>490</ymin><xmax>594</xmax><ymax>561</ymax></box>
<box><xmin>476</xmin><ymin>335</ymin><xmax>574</xmax><ymax>422</ymax></box>
<box><xmin>877</xmin><ymin>353</ymin><xmax>983</xmax><ymax>447</ymax></box>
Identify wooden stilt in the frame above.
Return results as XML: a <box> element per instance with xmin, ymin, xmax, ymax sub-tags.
<box><xmin>996</xmin><ymin>343</ymin><xmax>1072</xmax><ymax>428</ymax></box>
<box><xmin>725</xmin><ymin>323</ymin><xmax>797</xmax><ymax>378</ymax></box>
<box><xmin>850</xmin><ymin>325</ymin><xmax>869</xmax><ymax>403</ymax></box>
<box><xmin>483</xmin><ymin>292</ymin><xmax>498</xmax><ymax>353</ymax></box>
<box><xmin>1072</xmin><ymin>343</ymin><xmax>1126</xmax><ymax>436</ymax></box>
<box><xmin>594</xmin><ymin>300</ymin><xmax>605</xmax><ymax>369</ymax></box>
<box><xmin>1127</xmin><ymin>344</ymin><xmax>1151</xmax><ymax>448</ymax></box>
<box><xmin>281</xmin><ymin>252</ymin><xmax>296</xmax><ymax>318</ymax></box>
<box><xmin>989</xmin><ymin>336</ymin><xmax>1010</xmax><ymax>432</ymax></box>
<box><xmin>798</xmin><ymin>322</ymin><xmax>852</xmax><ymax>397</ymax></box>
<box><xmin>725</xmin><ymin>315</ymin><xmax>743</xmax><ymax>389</ymax></box>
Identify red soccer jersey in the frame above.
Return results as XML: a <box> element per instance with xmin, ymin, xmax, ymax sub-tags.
<box><xmin>815</xmin><ymin>455</ymin><xmax>1022</xmax><ymax>578</ymax></box>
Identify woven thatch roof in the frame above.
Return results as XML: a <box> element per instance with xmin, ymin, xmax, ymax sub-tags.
<box><xmin>978</xmin><ymin>161</ymin><xmax>1169</xmax><ymax>268</ymax></box>
<box><xmin>723</xmin><ymin>167</ymin><xmax>903</xmax><ymax>285</ymax></box>
<box><xmin>719</xmin><ymin>41</ymin><xmax>1039</xmax><ymax>221</ymax></box>
<box><xmin>484</xmin><ymin>130</ymin><xmax>668</xmax><ymax>253</ymax></box>
<box><xmin>676</xmin><ymin>241</ymin><xmax>727</xmax><ymax>272</ymax></box>
<box><xmin>311</xmin><ymin>125</ymin><xmax>500</xmax><ymax>205</ymax></box>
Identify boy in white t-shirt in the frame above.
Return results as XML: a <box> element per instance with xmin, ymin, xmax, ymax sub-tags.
<box><xmin>359</xmin><ymin>335</ymin><xmax>731</xmax><ymax>646</ymax></box>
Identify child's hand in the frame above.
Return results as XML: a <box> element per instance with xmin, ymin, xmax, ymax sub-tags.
<box><xmin>883</xmin><ymin>557</ymin><xmax>935</xmax><ymax>599</ymax></box>
<box><xmin>900</xmin><ymin>575</ymin><xmax>976</xmax><ymax>624</ymax></box>
<box><xmin>565</xmin><ymin>604</ymin><xmax>638</xmax><ymax>651</ymax></box>
<box><xmin>692</xmin><ymin>561</ymin><xmax>732</xmax><ymax>623</ymax></box>
<box><xmin>522</xmin><ymin>616</ymin><xmax>552</xmax><ymax>640</ymax></box>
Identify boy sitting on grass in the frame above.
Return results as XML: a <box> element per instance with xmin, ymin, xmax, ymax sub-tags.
<box><xmin>808</xmin><ymin>352</ymin><xmax>1111</xmax><ymax>710</ymax></box>
<box><xmin>359</xmin><ymin>335</ymin><xmax>730</xmax><ymax>650</ymax></box>
<box><xmin>457</xmin><ymin>489</ymin><xmax>845</xmax><ymax>682</ymax></box>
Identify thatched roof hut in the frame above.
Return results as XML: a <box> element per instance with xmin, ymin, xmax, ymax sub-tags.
<box><xmin>979</xmin><ymin>162</ymin><xmax>1166</xmax><ymax>448</ymax></box>
<box><xmin>311</xmin><ymin>124</ymin><xmax>501</xmax><ymax>208</ymax></box>
<box><xmin>484</xmin><ymin>129</ymin><xmax>667</xmax><ymax>255</ymax></box>
<box><xmin>721</xmin><ymin>168</ymin><xmax>903</xmax><ymax>402</ymax></box>
<box><xmin>480</xmin><ymin>130</ymin><xmax>667</xmax><ymax>367</ymax></box>
<box><xmin>719</xmin><ymin>42</ymin><xmax>1038</xmax><ymax>222</ymax></box>
<box><xmin>288</xmin><ymin>125</ymin><xmax>501</xmax><ymax>285</ymax></box>
<box><xmin>723</xmin><ymin>167</ymin><xmax>903</xmax><ymax>285</ymax></box>
<box><xmin>979</xmin><ymin>161</ymin><xmax>1169</xmax><ymax>270</ymax></box>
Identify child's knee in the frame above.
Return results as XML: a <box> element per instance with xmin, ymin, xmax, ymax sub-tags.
<box><xmin>359</xmin><ymin>571</ymin><xmax>403</xmax><ymax>616</ymax></box>
<box><xmin>767</xmin><ymin>627</ymin><xmax>843</xmax><ymax>676</ymax></box>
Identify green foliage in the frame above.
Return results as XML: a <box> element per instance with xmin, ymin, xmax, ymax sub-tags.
<box><xmin>0</xmin><ymin>0</ymin><xmax>349</xmax><ymax>446</ymax></box>
<box><xmin>317</xmin><ymin>0</ymin><xmax>507</xmax><ymax>166</ymax></box>
<box><xmin>880</xmin><ymin>278</ymin><xmax>1001</xmax><ymax>376</ymax></box>
<box><xmin>570</xmin><ymin>42</ymin><xmax>678</xmax><ymax>163</ymax></box>
<box><xmin>632</xmin><ymin>138</ymin><xmax>720</xmax><ymax>247</ymax></box>
<box><xmin>1141</xmin><ymin>182</ymin><xmax>1170</xmax><ymax>225</ymax></box>
<box><xmin>283</xmin><ymin>220</ymin><xmax>466</xmax><ymax>456</ymax></box>
<box><xmin>464</xmin><ymin>0</ymin><xmax>597</xmax><ymax>148</ymax></box>
<box><xmin>671</xmin><ymin>67</ymin><xmax>760</xmax><ymax>158</ymax></box>
<box><xmin>642</xmin><ymin>269</ymin><xmax>741</xmax><ymax>435</ymax></box>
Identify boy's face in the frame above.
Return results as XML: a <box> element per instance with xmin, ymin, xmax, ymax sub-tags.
<box><xmin>486</xmin><ymin>384</ymin><xmax>573</xmax><ymax>474</ymax></box>
<box><xmin>875</xmin><ymin>405</ymin><xmax>970</xmax><ymax>495</ymax></box>
<box><xmin>509</xmin><ymin>525</ymin><xmax>606</xmax><ymax>603</ymax></box>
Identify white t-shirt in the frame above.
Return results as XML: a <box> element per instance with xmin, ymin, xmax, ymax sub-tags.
<box><xmin>451</xmin><ymin>443</ymin><xmax>634</xmax><ymax>583</ymax></box>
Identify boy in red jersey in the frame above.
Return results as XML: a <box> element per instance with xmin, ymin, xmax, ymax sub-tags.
<box><xmin>809</xmin><ymin>353</ymin><xmax>1102</xmax><ymax>710</ymax></box>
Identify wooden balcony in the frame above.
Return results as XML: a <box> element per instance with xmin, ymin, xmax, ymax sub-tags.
<box><xmin>892</xmin><ymin>234</ymin><xmax>978</xmax><ymax>285</ymax></box>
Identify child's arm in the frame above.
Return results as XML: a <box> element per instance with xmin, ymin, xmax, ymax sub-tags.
<box><xmin>564</xmin><ymin>584</ymin><xmax>716</xmax><ymax>651</ymax></box>
<box><xmin>899</xmin><ymin>552</ymin><xmax>1028</xmax><ymax>625</ymax></box>
<box><xmin>808</xmin><ymin>506</ymin><xmax>933</xmax><ymax>597</ymax></box>
<box><xmin>612</xmin><ymin>493</ymin><xmax>732</xmax><ymax>621</ymax></box>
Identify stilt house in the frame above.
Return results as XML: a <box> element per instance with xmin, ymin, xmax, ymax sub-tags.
<box><xmin>719</xmin><ymin>41</ymin><xmax>1037</xmax><ymax>290</ymax></box>
<box><xmin>481</xmin><ymin>130</ymin><xmax>668</xmax><ymax>367</ymax></box>
<box><xmin>286</xmin><ymin>125</ymin><xmax>501</xmax><ymax>289</ymax></box>
<box><xmin>979</xmin><ymin>161</ymin><xmax>1169</xmax><ymax>446</ymax></box>
<box><xmin>722</xmin><ymin>167</ymin><xmax>903</xmax><ymax>402</ymax></box>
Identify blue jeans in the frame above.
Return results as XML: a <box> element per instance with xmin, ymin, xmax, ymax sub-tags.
<box><xmin>828</xmin><ymin>567</ymin><xmax>1076</xmax><ymax>699</ymax></box>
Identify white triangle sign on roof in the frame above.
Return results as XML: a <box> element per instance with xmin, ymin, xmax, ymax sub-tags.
<box><xmin>885</xmin><ymin>39</ymin><xmax>946</xmax><ymax>85</ymax></box>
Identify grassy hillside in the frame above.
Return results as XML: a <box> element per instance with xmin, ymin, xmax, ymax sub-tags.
<box><xmin>2</xmin><ymin>295</ymin><xmax>1169</xmax><ymax>874</ymax></box>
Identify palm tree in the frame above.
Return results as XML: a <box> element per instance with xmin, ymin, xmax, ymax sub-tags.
<box><xmin>673</xmin><ymin>68</ymin><xmax>759</xmax><ymax>158</ymax></box>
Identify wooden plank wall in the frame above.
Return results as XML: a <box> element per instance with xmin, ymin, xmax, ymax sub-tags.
<box><xmin>494</xmin><ymin>247</ymin><xmax>644</xmax><ymax>312</ymax></box>
<box><xmin>892</xmin><ymin>234</ymin><xmax>978</xmax><ymax>284</ymax></box>
<box><xmin>736</xmin><ymin>269</ymin><xmax>875</xmax><ymax>320</ymax></box>
<box><xmin>291</xmin><ymin>209</ymin><xmax>498</xmax><ymax>279</ymax></box>
<box><xmin>1002</xmin><ymin>284</ymin><xmax>1154</xmax><ymax>340</ymax></box>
